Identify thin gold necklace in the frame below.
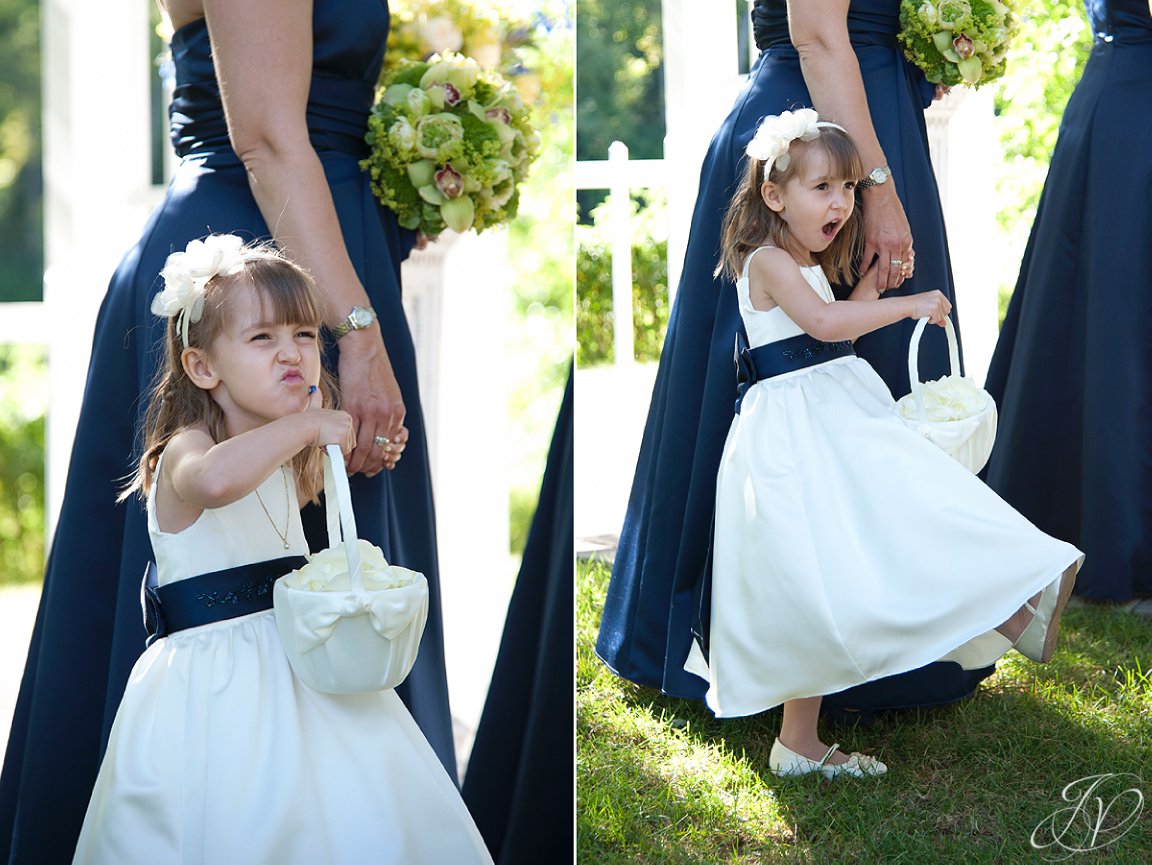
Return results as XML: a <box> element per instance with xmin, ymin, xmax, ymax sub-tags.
<box><xmin>254</xmin><ymin>466</ymin><xmax>292</xmax><ymax>550</ymax></box>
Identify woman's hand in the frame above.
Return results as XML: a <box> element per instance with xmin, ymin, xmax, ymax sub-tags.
<box><xmin>861</xmin><ymin>184</ymin><xmax>915</xmax><ymax>292</ymax></box>
<box><xmin>336</xmin><ymin>327</ymin><xmax>407</xmax><ymax>477</ymax></box>
<box><xmin>379</xmin><ymin>424</ymin><xmax>409</xmax><ymax>473</ymax></box>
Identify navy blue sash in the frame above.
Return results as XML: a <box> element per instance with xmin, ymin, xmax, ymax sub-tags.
<box><xmin>734</xmin><ymin>330</ymin><xmax>855</xmax><ymax>412</ymax></box>
<box><xmin>141</xmin><ymin>556</ymin><xmax>307</xmax><ymax>646</ymax></box>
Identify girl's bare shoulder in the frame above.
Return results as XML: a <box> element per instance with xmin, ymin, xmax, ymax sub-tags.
<box><xmin>163</xmin><ymin>424</ymin><xmax>215</xmax><ymax>461</ymax></box>
<box><xmin>746</xmin><ymin>246</ymin><xmax>806</xmax><ymax>290</ymax></box>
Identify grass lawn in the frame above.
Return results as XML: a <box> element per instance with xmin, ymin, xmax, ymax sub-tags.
<box><xmin>578</xmin><ymin>558</ymin><xmax>1151</xmax><ymax>864</ymax></box>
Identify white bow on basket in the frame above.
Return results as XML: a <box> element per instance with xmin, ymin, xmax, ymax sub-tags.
<box><xmin>273</xmin><ymin>445</ymin><xmax>429</xmax><ymax>694</ymax></box>
<box><xmin>893</xmin><ymin>317</ymin><xmax>998</xmax><ymax>474</ymax></box>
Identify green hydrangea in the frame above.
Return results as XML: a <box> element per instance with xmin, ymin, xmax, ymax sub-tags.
<box><xmin>362</xmin><ymin>52</ymin><xmax>540</xmax><ymax>234</ymax></box>
<box><xmin>898</xmin><ymin>0</ymin><xmax>1019</xmax><ymax>88</ymax></box>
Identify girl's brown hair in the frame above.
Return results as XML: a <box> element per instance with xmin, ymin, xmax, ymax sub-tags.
<box><xmin>122</xmin><ymin>243</ymin><xmax>337</xmax><ymax>504</ymax></box>
<box><xmin>717</xmin><ymin>123</ymin><xmax>865</xmax><ymax>285</ymax></box>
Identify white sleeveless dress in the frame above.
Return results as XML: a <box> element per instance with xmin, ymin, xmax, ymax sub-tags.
<box><xmin>686</xmin><ymin>250</ymin><xmax>1083</xmax><ymax>718</ymax></box>
<box><xmin>73</xmin><ymin>462</ymin><xmax>492</xmax><ymax>864</ymax></box>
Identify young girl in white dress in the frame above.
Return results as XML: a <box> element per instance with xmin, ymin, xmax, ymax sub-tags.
<box><xmin>72</xmin><ymin>237</ymin><xmax>493</xmax><ymax>864</ymax></box>
<box><xmin>684</xmin><ymin>110</ymin><xmax>1084</xmax><ymax>779</ymax></box>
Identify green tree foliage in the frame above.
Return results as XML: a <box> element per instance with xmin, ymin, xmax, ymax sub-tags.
<box><xmin>502</xmin><ymin>10</ymin><xmax>574</xmax><ymax>553</ymax></box>
<box><xmin>994</xmin><ymin>1</ymin><xmax>1091</xmax><ymax>235</ymax></box>
<box><xmin>0</xmin><ymin>0</ymin><xmax>42</xmax><ymax>301</ymax></box>
<box><xmin>508</xmin><ymin>16</ymin><xmax>574</xmax><ymax>330</ymax></box>
<box><xmin>0</xmin><ymin>345</ymin><xmax>46</xmax><ymax>585</ymax></box>
<box><xmin>575</xmin><ymin>0</ymin><xmax>664</xmax><ymax>162</ymax></box>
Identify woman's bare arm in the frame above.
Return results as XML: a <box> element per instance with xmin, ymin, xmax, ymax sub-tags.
<box><xmin>159</xmin><ymin>0</ymin><xmax>402</xmax><ymax>477</ymax></box>
<box><xmin>787</xmin><ymin>0</ymin><xmax>915</xmax><ymax>291</ymax></box>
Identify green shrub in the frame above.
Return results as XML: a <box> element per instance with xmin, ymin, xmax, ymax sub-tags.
<box><xmin>0</xmin><ymin>344</ymin><xmax>46</xmax><ymax>585</ymax></box>
<box><xmin>576</xmin><ymin>193</ymin><xmax>669</xmax><ymax>366</ymax></box>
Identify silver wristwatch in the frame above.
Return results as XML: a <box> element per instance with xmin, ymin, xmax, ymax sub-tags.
<box><xmin>858</xmin><ymin>166</ymin><xmax>893</xmax><ymax>188</ymax></box>
<box><xmin>330</xmin><ymin>305</ymin><xmax>377</xmax><ymax>339</ymax></box>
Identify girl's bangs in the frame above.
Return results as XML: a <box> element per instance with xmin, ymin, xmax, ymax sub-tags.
<box><xmin>821</xmin><ymin>132</ymin><xmax>866</xmax><ymax>183</ymax></box>
<box><xmin>247</xmin><ymin>260</ymin><xmax>323</xmax><ymax>327</ymax></box>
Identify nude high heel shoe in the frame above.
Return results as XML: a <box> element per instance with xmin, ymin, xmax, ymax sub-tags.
<box><xmin>1014</xmin><ymin>562</ymin><xmax>1080</xmax><ymax>664</ymax></box>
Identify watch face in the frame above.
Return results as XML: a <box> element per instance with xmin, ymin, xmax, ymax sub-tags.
<box><xmin>869</xmin><ymin>167</ymin><xmax>890</xmax><ymax>184</ymax></box>
<box><xmin>350</xmin><ymin>307</ymin><xmax>373</xmax><ymax>328</ymax></box>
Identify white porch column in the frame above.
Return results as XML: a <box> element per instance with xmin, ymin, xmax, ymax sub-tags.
<box><xmin>925</xmin><ymin>87</ymin><xmax>1000</xmax><ymax>386</ymax></box>
<box><xmin>661</xmin><ymin>0</ymin><xmax>742</xmax><ymax>302</ymax></box>
<box><xmin>401</xmin><ymin>232</ymin><xmax>513</xmax><ymax>766</ymax></box>
<box><xmin>42</xmin><ymin>0</ymin><xmax>162</xmax><ymax>538</ymax></box>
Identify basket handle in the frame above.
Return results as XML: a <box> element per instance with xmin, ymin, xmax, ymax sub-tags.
<box><xmin>323</xmin><ymin>444</ymin><xmax>362</xmax><ymax>591</ymax></box>
<box><xmin>906</xmin><ymin>316</ymin><xmax>960</xmax><ymax>422</ymax></box>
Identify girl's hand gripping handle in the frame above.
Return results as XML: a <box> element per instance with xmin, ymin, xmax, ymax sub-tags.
<box><xmin>910</xmin><ymin>290</ymin><xmax>952</xmax><ymax>327</ymax></box>
<box><xmin>306</xmin><ymin>385</ymin><xmax>356</xmax><ymax>455</ymax></box>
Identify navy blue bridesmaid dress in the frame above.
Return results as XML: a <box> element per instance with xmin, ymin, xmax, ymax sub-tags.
<box><xmin>0</xmin><ymin>3</ymin><xmax>455</xmax><ymax>861</ymax></box>
<box><xmin>597</xmin><ymin>0</ymin><xmax>993</xmax><ymax>711</ymax></box>
<box><xmin>984</xmin><ymin>0</ymin><xmax>1152</xmax><ymax>603</ymax></box>
<box><xmin>462</xmin><ymin>368</ymin><xmax>572</xmax><ymax>865</ymax></box>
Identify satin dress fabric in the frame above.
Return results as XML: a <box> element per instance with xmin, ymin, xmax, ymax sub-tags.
<box><xmin>596</xmin><ymin>0</ymin><xmax>991</xmax><ymax>712</ymax></box>
<box><xmin>1</xmin><ymin>3</ymin><xmax>456</xmax><ymax>862</ymax></box>
<box><xmin>72</xmin><ymin>464</ymin><xmax>492</xmax><ymax>865</ymax></box>
<box><xmin>692</xmin><ymin>252</ymin><xmax>1082</xmax><ymax>718</ymax></box>
<box><xmin>983</xmin><ymin>0</ymin><xmax>1152</xmax><ymax>602</ymax></box>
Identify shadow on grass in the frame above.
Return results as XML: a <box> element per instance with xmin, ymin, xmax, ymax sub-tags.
<box><xmin>578</xmin><ymin>562</ymin><xmax>1152</xmax><ymax>864</ymax></box>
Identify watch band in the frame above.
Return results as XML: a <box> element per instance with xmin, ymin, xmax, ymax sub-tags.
<box><xmin>858</xmin><ymin>165</ymin><xmax>892</xmax><ymax>189</ymax></box>
<box><xmin>330</xmin><ymin>306</ymin><xmax>376</xmax><ymax>340</ymax></box>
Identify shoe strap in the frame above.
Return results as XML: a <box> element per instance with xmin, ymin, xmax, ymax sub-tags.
<box><xmin>816</xmin><ymin>743</ymin><xmax>840</xmax><ymax>771</ymax></box>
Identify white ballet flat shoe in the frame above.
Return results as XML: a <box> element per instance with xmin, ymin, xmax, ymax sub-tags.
<box><xmin>769</xmin><ymin>739</ymin><xmax>887</xmax><ymax>779</ymax></box>
<box><xmin>1014</xmin><ymin>562</ymin><xmax>1079</xmax><ymax>663</ymax></box>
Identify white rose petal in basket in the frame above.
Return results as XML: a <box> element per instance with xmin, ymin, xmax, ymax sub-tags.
<box><xmin>894</xmin><ymin>317</ymin><xmax>998</xmax><ymax>474</ymax></box>
<box><xmin>274</xmin><ymin>445</ymin><xmax>428</xmax><ymax>694</ymax></box>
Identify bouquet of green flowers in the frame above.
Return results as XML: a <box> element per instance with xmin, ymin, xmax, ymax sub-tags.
<box><xmin>898</xmin><ymin>0</ymin><xmax>1019</xmax><ymax>88</ymax></box>
<box><xmin>362</xmin><ymin>52</ymin><xmax>540</xmax><ymax>235</ymax></box>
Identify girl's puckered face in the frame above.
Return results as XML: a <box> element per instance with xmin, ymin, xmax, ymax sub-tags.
<box><xmin>203</xmin><ymin>286</ymin><xmax>323</xmax><ymax>434</ymax></box>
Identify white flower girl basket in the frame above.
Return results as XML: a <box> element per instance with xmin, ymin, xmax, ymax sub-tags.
<box><xmin>893</xmin><ymin>317</ymin><xmax>998</xmax><ymax>474</ymax></box>
<box><xmin>273</xmin><ymin>445</ymin><xmax>428</xmax><ymax>693</ymax></box>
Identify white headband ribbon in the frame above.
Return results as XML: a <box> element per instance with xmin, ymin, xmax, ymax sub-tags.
<box><xmin>745</xmin><ymin>108</ymin><xmax>847</xmax><ymax>176</ymax></box>
<box><xmin>152</xmin><ymin>234</ymin><xmax>247</xmax><ymax>347</ymax></box>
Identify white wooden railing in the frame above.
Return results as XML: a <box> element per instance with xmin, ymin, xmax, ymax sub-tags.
<box><xmin>574</xmin><ymin>143</ymin><xmax>668</xmax><ymax>368</ymax></box>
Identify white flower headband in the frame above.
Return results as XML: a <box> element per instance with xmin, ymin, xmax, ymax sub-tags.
<box><xmin>745</xmin><ymin>108</ymin><xmax>847</xmax><ymax>177</ymax></box>
<box><xmin>152</xmin><ymin>234</ymin><xmax>248</xmax><ymax>347</ymax></box>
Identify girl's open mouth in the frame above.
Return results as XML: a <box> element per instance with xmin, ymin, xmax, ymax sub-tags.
<box><xmin>822</xmin><ymin>219</ymin><xmax>841</xmax><ymax>239</ymax></box>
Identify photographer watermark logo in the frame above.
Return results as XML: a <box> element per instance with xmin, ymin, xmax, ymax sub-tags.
<box><xmin>1032</xmin><ymin>773</ymin><xmax>1144</xmax><ymax>859</ymax></box>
